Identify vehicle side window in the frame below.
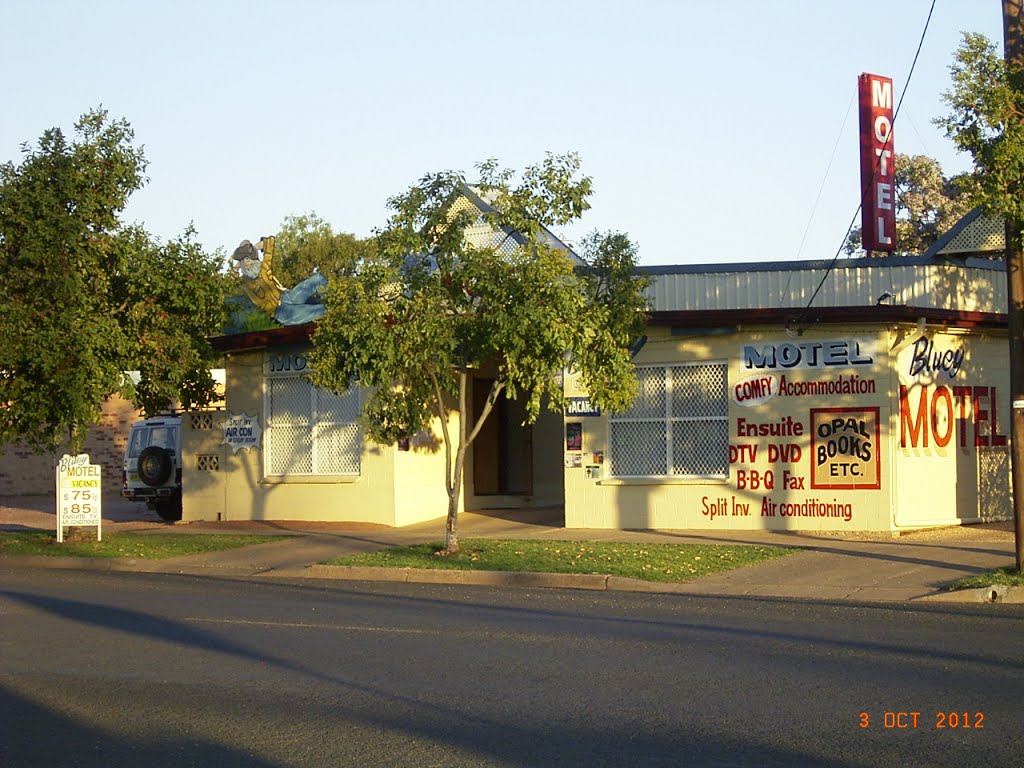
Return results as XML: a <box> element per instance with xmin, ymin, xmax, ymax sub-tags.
<box><xmin>127</xmin><ymin>429</ymin><xmax>148</xmax><ymax>459</ymax></box>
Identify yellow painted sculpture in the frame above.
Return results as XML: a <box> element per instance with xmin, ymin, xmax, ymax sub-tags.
<box><xmin>230</xmin><ymin>236</ymin><xmax>327</xmax><ymax>327</ymax></box>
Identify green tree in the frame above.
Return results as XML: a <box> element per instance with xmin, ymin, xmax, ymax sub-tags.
<box><xmin>844</xmin><ymin>153</ymin><xmax>972</xmax><ymax>256</ymax></box>
<box><xmin>310</xmin><ymin>153</ymin><xmax>648</xmax><ymax>553</ymax></box>
<box><xmin>272</xmin><ymin>211</ymin><xmax>376</xmax><ymax>287</ymax></box>
<box><xmin>115</xmin><ymin>225</ymin><xmax>229</xmax><ymax>415</ymax></box>
<box><xmin>936</xmin><ymin>32</ymin><xmax>1024</xmax><ymax>223</ymax></box>
<box><xmin>0</xmin><ymin>109</ymin><xmax>227</xmax><ymax>454</ymax></box>
<box><xmin>937</xmin><ymin>25</ymin><xmax>1024</xmax><ymax>570</ymax></box>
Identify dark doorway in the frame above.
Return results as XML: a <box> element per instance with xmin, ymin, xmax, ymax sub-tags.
<box><xmin>472</xmin><ymin>378</ymin><xmax>533</xmax><ymax>496</ymax></box>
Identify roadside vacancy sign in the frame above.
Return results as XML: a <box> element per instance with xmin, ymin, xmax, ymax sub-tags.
<box><xmin>56</xmin><ymin>453</ymin><xmax>102</xmax><ymax>542</ymax></box>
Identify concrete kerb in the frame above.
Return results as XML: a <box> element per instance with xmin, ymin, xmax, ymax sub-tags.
<box><xmin>2</xmin><ymin>496</ymin><xmax>1021</xmax><ymax>603</ymax></box>
<box><xmin>307</xmin><ymin>564</ymin><xmax>623</xmax><ymax>591</ymax></box>
<box><xmin>304</xmin><ymin>563</ymin><xmax>1024</xmax><ymax>601</ymax></box>
<box><xmin>918</xmin><ymin>584</ymin><xmax>1024</xmax><ymax>604</ymax></box>
<box><xmin>5</xmin><ymin>548</ymin><xmax>1020</xmax><ymax>601</ymax></box>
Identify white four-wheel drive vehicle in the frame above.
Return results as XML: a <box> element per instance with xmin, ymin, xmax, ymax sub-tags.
<box><xmin>121</xmin><ymin>415</ymin><xmax>182</xmax><ymax>521</ymax></box>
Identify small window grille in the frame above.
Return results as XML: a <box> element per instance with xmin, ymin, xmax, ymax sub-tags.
<box><xmin>196</xmin><ymin>455</ymin><xmax>220</xmax><ymax>471</ymax></box>
<box><xmin>609</xmin><ymin>362</ymin><xmax>729</xmax><ymax>478</ymax></box>
<box><xmin>190</xmin><ymin>412</ymin><xmax>214</xmax><ymax>430</ymax></box>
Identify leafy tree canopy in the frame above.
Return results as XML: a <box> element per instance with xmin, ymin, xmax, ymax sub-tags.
<box><xmin>0</xmin><ymin>109</ymin><xmax>227</xmax><ymax>453</ymax></box>
<box><xmin>937</xmin><ymin>26</ymin><xmax>1024</xmax><ymax>570</ymax></box>
<box><xmin>272</xmin><ymin>211</ymin><xmax>376</xmax><ymax>287</ymax></box>
<box><xmin>844</xmin><ymin>153</ymin><xmax>972</xmax><ymax>256</ymax></box>
<box><xmin>310</xmin><ymin>153</ymin><xmax>648</xmax><ymax>551</ymax></box>
<box><xmin>937</xmin><ymin>31</ymin><xmax>1024</xmax><ymax>226</ymax></box>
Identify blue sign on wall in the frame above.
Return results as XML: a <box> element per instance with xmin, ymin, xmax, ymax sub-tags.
<box><xmin>565</xmin><ymin>397</ymin><xmax>601</xmax><ymax>417</ymax></box>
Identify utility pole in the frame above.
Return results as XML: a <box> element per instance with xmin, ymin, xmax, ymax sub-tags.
<box><xmin>1003</xmin><ymin>0</ymin><xmax>1024</xmax><ymax>571</ymax></box>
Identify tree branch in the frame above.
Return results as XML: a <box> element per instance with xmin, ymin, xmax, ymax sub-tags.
<box><xmin>429</xmin><ymin>368</ymin><xmax>454</xmax><ymax>497</ymax></box>
<box><xmin>464</xmin><ymin>377</ymin><xmax>505</xmax><ymax>447</ymax></box>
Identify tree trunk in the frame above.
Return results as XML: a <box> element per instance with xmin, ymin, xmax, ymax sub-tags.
<box><xmin>439</xmin><ymin>370</ymin><xmax>504</xmax><ymax>555</ymax></box>
<box><xmin>445</xmin><ymin>445</ymin><xmax>465</xmax><ymax>553</ymax></box>
<box><xmin>443</xmin><ymin>369</ymin><xmax>471</xmax><ymax>554</ymax></box>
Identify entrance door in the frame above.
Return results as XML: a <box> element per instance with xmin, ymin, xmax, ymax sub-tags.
<box><xmin>472</xmin><ymin>378</ymin><xmax>533</xmax><ymax>496</ymax></box>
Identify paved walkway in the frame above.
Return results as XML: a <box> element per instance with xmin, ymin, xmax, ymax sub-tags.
<box><xmin>1</xmin><ymin>493</ymin><xmax>1020</xmax><ymax>604</ymax></box>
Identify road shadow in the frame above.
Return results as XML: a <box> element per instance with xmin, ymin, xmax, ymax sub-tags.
<box><xmin>0</xmin><ymin>583</ymin><xmax>891</xmax><ymax>768</ymax></box>
<box><xmin>0</xmin><ymin>681</ymin><xmax>284</xmax><ymax>768</ymax></box>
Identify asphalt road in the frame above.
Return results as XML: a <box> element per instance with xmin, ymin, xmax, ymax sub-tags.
<box><xmin>1</xmin><ymin>567</ymin><xmax>1021</xmax><ymax>768</ymax></box>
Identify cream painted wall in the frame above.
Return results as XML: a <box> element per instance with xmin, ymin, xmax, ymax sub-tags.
<box><xmin>188</xmin><ymin>348</ymin><xmax>485</xmax><ymax>527</ymax></box>
<box><xmin>892</xmin><ymin>327</ymin><xmax>1011</xmax><ymax>527</ymax></box>
<box><xmin>565</xmin><ymin>325</ymin><xmax>897</xmax><ymax>531</ymax></box>
<box><xmin>191</xmin><ymin>348</ymin><xmax>402</xmax><ymax>524</ymax></box>
<box><xmin>393</xmin><ymin>409</ymin><xmax>463</xmax><ymax>527</ymax></box>
<box><xmin>193</xmin><ymin>323</ymin><xmax>1010</xmax><ymax>531</ymax></box>
<box><xmin>182</xmin><ymin>411</ymin><xmax>228</xmax><ymax>521</ymax></box>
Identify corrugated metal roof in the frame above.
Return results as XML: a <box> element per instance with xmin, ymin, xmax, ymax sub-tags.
<box><xmin>641</xmin><ymin>254</ymin><xmax>1006</xmax><ymax>314</ymax></box>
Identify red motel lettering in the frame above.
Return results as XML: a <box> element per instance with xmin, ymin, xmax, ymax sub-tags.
<box><xmin>899</xmin><ymin>385</ymin><xmax>1007</xmax><ymax>448</ymax></box>
<box><xmin>859</xmin><ymin>73</ymin><xmax>896</xmax><ymax>252</ymax></box>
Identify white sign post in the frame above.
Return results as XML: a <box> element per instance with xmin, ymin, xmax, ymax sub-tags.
<box><xmin>56</xmin><ymin>453</ymin><xmax>102</xmax><ymax>542</ymax></box>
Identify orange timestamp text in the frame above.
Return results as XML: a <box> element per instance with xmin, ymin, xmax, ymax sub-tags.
<box><xmin>859</xmin><ymin>711</ymin><xmax>985</xmax><ymax>729</ymax></box>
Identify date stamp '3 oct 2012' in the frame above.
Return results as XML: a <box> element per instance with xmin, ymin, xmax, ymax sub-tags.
<box><xmin>859</xmin><ymin>711</ymin><xmax>985</xmax><ymax>730</ymax></box>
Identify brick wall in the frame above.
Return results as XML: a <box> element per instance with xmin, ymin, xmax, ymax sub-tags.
<box><xmin>0</xmin><ymin>396</ymin><xmax>142</xmax><ymax>496</ymax></box>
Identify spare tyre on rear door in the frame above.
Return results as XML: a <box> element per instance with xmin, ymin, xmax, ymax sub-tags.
<box><xmin>138</xmin><ymin>446</ymin><xmax>174</xmax><ymax>486</ymax></box>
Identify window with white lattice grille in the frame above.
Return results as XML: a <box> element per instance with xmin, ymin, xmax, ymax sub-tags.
<box><xmin>265</xmin><ymin>375</ymin><xmax>361</xmax><ymax>476</ymax></box>
<box><xmin>608</xmin><ymin>362</ymin><xmax>729</xmax><ymax>478</ymax></box>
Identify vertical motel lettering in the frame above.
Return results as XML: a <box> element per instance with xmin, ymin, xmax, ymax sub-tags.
<box><xmin>859</xmin><ymin>73</ymin><xmax>896</xmax><ymax>252</ymax></box>
<box><xmin>871</xmin><ymin>79</ymin><xmax>894</xmax><ymax>246</ymax></box>
<box><xmin>899</xmin><ymin>385</ymin><xmax>1007</xmax><ymax>448</ymax></box>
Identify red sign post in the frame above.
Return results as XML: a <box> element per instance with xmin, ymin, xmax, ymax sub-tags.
<box><xmin>858</xmin><ymin>73</ymin><xmax>896</xmax><ymax>253</ymax></box>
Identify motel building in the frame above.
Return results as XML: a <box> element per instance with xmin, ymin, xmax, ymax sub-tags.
<box><xmin>182</xmin><ymin>209</ymin><xmax>1013</xmax><ymax>533</ymax></box>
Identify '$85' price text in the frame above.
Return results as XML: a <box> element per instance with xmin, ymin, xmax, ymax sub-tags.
<box><xmin>62</xmin><ymin>489</ymin><xmax>95</xmax><ymax>515</ymax></box>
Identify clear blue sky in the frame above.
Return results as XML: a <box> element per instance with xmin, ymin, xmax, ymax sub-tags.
<box><xmin>1</xmin><ymin>0</ymin><xmax>1004</xmax><ymax>266</ymax></box>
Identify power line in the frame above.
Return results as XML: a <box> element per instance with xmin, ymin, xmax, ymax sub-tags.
<box><xmin>791</xmin><ymin>0</ymin><xmax>937</xmax><ymax>329</ymax></box>
<box><xmin>781</xmin><ymin>91</ymin><xmax>856</xmax><ymax>303</ymax></box>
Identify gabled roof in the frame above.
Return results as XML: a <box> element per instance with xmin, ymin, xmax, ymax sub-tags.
<box><xmin>923</xmin><ymin>207</ymin><xmax>1005</xmax><ymax>259</ymax></box>
<box><xmin>458</xmin><ymin>184</ymin><xmax>583</xmax><ymax>264</ymax></box>
<box><xmin>214</xmin><ymin>184</ymin><xmax>585</xmax><ymax>347</ymax></box>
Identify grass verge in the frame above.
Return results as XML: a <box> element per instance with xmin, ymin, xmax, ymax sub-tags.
<box><xmin>326</xmin><ymin>539</ymin><xmax>795</xmax><ymax>583</ymax></box>
<box><xmin>0</xmin><ymin>531</ymin><xmax>289</xmax><ymax>560</ymax></box>
<box><xmin>946</xmin><ymin>566</ymin><xmax>1024</xmax><ymax>591</ymax></box>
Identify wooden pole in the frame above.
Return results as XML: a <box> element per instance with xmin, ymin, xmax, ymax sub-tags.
<box><xmin>1003</xmin><ymin>0</ymin><xmax>1024</xmax><ymax>570</ymax></box>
